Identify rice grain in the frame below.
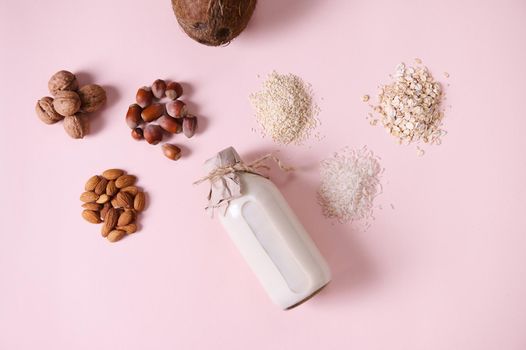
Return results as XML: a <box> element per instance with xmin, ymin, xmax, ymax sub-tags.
<box><xmin>318</xmin><ymin>146</ymin><xmax>383</xmax><ymax>224</ymax></box>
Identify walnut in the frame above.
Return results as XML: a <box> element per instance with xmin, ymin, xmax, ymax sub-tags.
<box><xmin>63</xmin><ymin>115</ymin><xmax>88</xmax><ymax>139</ymax></box>
<box><xmin>35</xmin><ymin>96</ymin><xmax>64</xmax><ymax>124</ymax></box>
<box><xmin>48</xmin><ymin>70</ymin><xmax>78</xmax><ymax>96</ymax></box>
<box><xmin>53</xmin><ymin>90</ymin><xmax>81</xmax><ymax>116</ymax></box>
<box><xmin>78</xmin><ymin>84</ymin><xmax>106</xmax><ymax>113</ymax></box>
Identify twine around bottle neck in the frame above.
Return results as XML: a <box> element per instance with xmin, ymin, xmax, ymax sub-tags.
<box><xmin>194</xmin><ymin>153</ymin><xmax>293</xmax><ymax>185</ymax></box>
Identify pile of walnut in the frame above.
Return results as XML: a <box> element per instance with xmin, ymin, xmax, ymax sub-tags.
<box><xmin>36</xmin><ymin>70</ymin><xmax>106</xmax><ymax>139</ymax></box>
<box><xmin>80</xmin><ymin>169</ymin><xmax>146</xmax><ymax>243</ymax></box>
<box><xmin>126</xmin><ymin>79</ymin><xmax>198</xmax><ymax>161</ymax></box>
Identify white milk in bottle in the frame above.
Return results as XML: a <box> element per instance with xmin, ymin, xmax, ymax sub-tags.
<box><xmin>200</xmin><ymin>147</ymin><xmax>331</xmax><ymax>309</ymax></box>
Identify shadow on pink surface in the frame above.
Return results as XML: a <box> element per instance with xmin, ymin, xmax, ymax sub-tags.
<box><xmin>178</xmin><ymin>81</ymin><xmax>210</xmax><ymax>135</ymax></box>
<box><xmin>245</xmin><ymin>0</ymin><xmax>322</xmax><ymax>38</ymax></box>
<box><xmin>241</xmin><ymin>146</ymin><xmax>378</xmax><ymax>305</ymax></box>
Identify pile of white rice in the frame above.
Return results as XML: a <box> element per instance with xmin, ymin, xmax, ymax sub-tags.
<box><xmin>317</xmin><ymin>146</ymin><xmax>383</xmax><ymax>224</ymax></box>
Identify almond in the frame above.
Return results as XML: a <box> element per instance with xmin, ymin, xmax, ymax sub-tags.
<box><xmin>102</xmin><ymin>208</ymin><xmax>119</xmax><ymax>237</ymax></box>
<box><xmin>96</xmin><ymin>194</ymin><xmax>110</xmax><ymax>204</ymax></box>
<box><xmin>100</xmin><ymin>202</ymin><xmax>111</xmax><ymax>218</ymax></box>
<box><xmin>82</xmin><ymin>210</ymin><xmax>101</xmax><ymax>224</ymax></box>
<box><xmin>120</xmin><ymin>186</ymin><xmax>138</xmax><ymax>196</ymax></box>
<box><xmin>118</xmin><ymin>223</ymin><xmax>137</xmax><ymax>234</ymax></box>
<box><xmin>85</xmin><ymin>175</ymin><xmax>101</xmax><ymax>191</ymax></box>
<box><xmin>102</xmin><ymin>168</ymin><xmax>124</xmax><ymax>180</ymax></box>
<box><xmin>115</xmin><ymin>174</ymin><xmax>136</xmax><ymax>188</ymax></box>
<box><xmin>107</xmin><ymin>229</ymin><xmax>126</xmax><ymax>243</ymax></box>
<box><xmin>106</xmin><ymin>180</ymin><xmax>118</xmax><ymax>196</ymax></box>
<box><xmin>80</xmin><ymin>191</ymin><xmax>99</xmax><ymax>203</ymax></box>
<box><xmin>94</xmin><ymin>177</ymin><xmax>108</xmax><ymax>195</ymax></box>
<box><xmin>82</xmin><ymin>203</ymin><xmax>101</xmax><ymax>211</ymax></box>
<box><xmin>80</xmin><ymin>170</ymin><xmax>145</xmax><ymax>240</ymax></box>
<box><xmin>134</xmin><ymin>192</ymin><xmax>146</xmax><ymax>212</ymax></box>
<box><xmin>117</xmin><ymin>210</ymin><xmax>134</xmax><ymax>227</ymax></box>
<box><xmin>115</xmin><ymin>191</ymin><xmax>133</xmax><ymax>208</ymax></box>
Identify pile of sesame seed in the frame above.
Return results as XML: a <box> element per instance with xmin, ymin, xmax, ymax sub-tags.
<box><xmin>366</xmin><ymin>61</ymin><xmax>446</xmax><ymax>152</ymax></box>
<box><xmin>317</xmin><ymin>146</ymin><xmax>383</xmax><ymax>224</ymax></box>
<box><xmin>250</xmin><ymin>71</ymin><xmax>319</xmax><ymax>145</ymax></box>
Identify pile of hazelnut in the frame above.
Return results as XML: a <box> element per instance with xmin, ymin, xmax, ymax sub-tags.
<box><xmin>36</xmin><ymin>70</ymin><xmax>106</xmax><ymax>139</ymax></box>
<box><xmin>126</xmin><ymin>79</ymin><xmax>198</xmax><ymax>160</ymax></box>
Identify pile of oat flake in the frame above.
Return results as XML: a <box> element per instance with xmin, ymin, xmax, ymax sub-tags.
<box><xmin>366</xmin><ymin>60</ymin><xmax>447</xmax><ymax>155</ymax></box>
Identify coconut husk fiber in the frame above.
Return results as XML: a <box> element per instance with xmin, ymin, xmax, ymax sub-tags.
<box><xmin>172</xmin><ymin>0</ymin><xmax>257</xmax><ymax>46</ymax></box>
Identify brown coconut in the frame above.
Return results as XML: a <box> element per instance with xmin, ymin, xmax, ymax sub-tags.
<box><xmin>172</xmin><ymin>0</ymin><xmax>257</xmax><ymax>46</ymax></box>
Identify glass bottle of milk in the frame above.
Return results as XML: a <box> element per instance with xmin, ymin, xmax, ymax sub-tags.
<box><xmin>202</xmin><ymin>147</ymin><xmax>331</xmax><ymax>309</ymax></box>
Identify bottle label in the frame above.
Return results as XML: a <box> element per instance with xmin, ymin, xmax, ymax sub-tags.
<box><xmin>242</xmin><ymin>201</ymin><xmax>310</xmax><ymax>293</ymax></box>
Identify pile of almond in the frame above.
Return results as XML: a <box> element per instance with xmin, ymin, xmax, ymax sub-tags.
<box><xmin>126</xmin><ymin>79</ymin><xmax>198</xmax><ymax>161</ymax></box>
<box><xmin>80</xmin><ymin>169</ymin><xmax>146</xmax><ymax>243</ymax></box>
<box><xmin>36</xmin><ymin>70</ymin><xmax>106</xmax><ymax>139</ymax></box>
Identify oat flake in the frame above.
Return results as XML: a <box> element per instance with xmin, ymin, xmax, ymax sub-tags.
<box><xmin>366</xmin><ymin>62</ymin><xmax>447</xmax><ymax>147</ymax></box>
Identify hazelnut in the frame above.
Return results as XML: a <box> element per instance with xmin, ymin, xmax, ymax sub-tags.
<box><xmin>165</xmin><ymin>82</ymin><xmax>183</xmax><ymax>100</ymax></box>
<box><xmin>63</xmin><ymin>115</ymin><xmax>88</xmax><ymax>139</ymax></box>
<box><xmin>53</xmin><ymin>90</ymin><xmax>81</xmax><ymax>116</ymax></box>
<box><xmin>35</xmin><ymin>96</ymin><xmax>64</xmax><ymax>124</ymax></box>
<box><xmin>48</xmin><ymin>70</ymin><xmax>78</xmax><ymax>96</ymax></box>
<box><xmin>158</xmin><ymin>115</ymin><xmax>181</xmax><ymax>134</ymax></box>
<box><xmin>126</xmin><ymin>104</ymin><xmax>143</xmax><ymax>129</ymax></box>
<box><xmin>162</xmin><ymin>144</ymin><xmax>182</xmax><ymax>161</ymax></box>
<box><xmin>141</xmin><ymin>103</ymin><xmax>164</xmax><ymax>122</ymax></box>
<box><xmin>78</xmin><ymin>84</ymin><xmax>106</xmax><ymax>113</ymax></box>
<box><xmin>182</xmin><ymin>115</ymin><xmax>197</xmax><ymax>138</ymax></box>
<box><xmin>143</xmin><ymin>124</ymin><xmax>163</xmax><ymax>144</ymax></box>
<box><xmin>151</xmin><ymin>79</ymin><xmax>167</xmax><ymax>99</ymax></box>
<box><xmin>166</xmin><ymin>100</ymin><xmax>187</xmax><ymax>118</ymax></box>
<box><xmin>136</xmin><ymin>86</ymin><xmax>153</xmax><ymax>108</ymax></box>
<box><xmin>131</xmin><ymin>127</ymin><xmax>144</xmax><ymax>140</ymax></box>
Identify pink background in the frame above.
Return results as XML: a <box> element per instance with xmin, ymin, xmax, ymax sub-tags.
<box><xmin>1</xmin><ymin>0</ymin><xmax>526</xmax><ymax>349</ymax></box>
